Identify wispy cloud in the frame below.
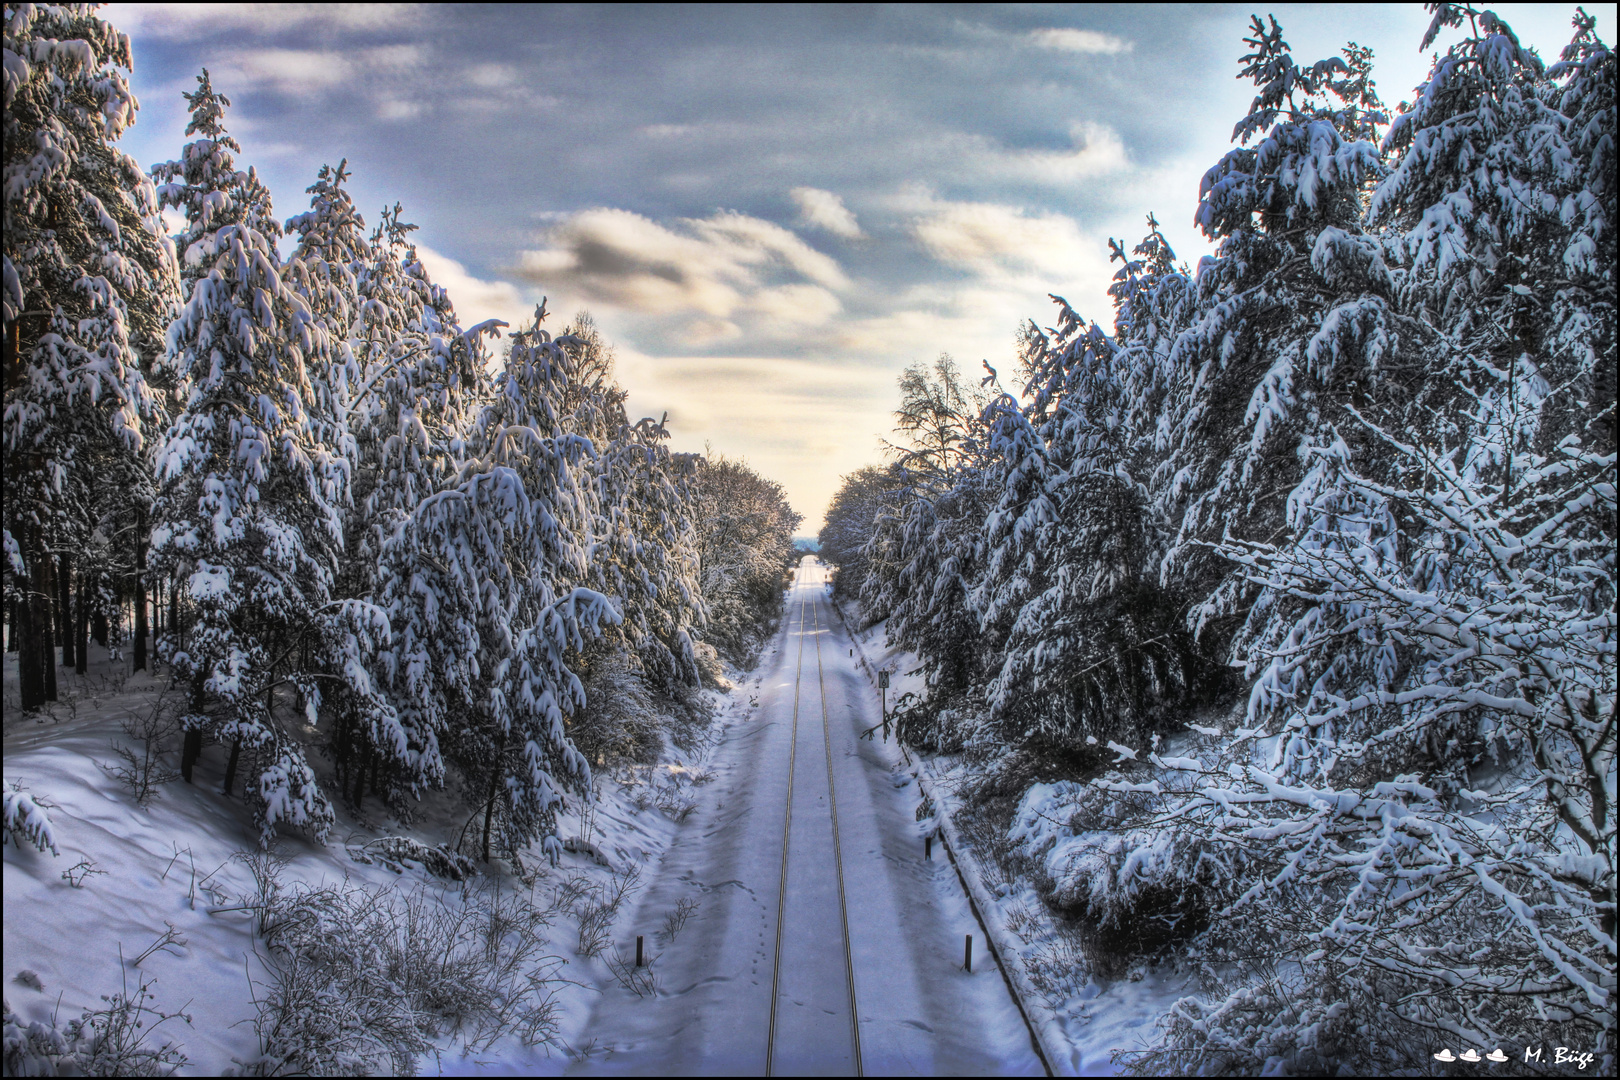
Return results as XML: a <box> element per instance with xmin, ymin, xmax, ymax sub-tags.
<box><xmin>109</xmin><ymin>3</ymin><xmax>425</xmax><ymax>40</ymax></box>
<box><xmin>791</xmin><ymin>187</ymin><xmax>865</xmax><ymax>239</ymax></box>
<box><xmin>220</xmin><ymin>44</ymin><xmax>427</xmax><ymax>96</ymax></box>
<box><xmin>513</xmin><ymin>208</ymin><xmax>849</xmax><ymax>343</ymax></box>
<box><xmin>908</xmin><ymin>196</ymin><xmax>1095</xmax><ymax>279</ymax></box>
<box><xmin>1030</xmin><ymin>27</ymin><xmax>1133</xmax><ymax>55</ymax></box>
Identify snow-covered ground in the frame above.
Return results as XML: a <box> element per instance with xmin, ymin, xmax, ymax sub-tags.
<box><xmin>839</xmin><ymin>603</ymin><xmax>1194</xmax><ymax>1076</ymax></box>
<box><xmin>549</xmin><ymin>559</ymin><xmax>1043</xmax><ymax>1075</ymax></box>
<box><xmin>4</xmin><ymin>563</ymin><xmax>1058</xmax><ymax>1075</ymax></box>
<box><xmin>3</xmin><ymin>637</ymin><xmax>737</xmax><ymax>1074</ymax></box>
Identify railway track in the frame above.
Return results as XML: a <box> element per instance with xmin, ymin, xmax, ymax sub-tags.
<box><xmin>766</xmin><ymin>576</ymin><xmax>863</xmax><ymax>1076</ymax></box>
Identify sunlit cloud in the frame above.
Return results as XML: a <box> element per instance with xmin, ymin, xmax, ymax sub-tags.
<box><xmin>412</xmin><ymin>244</ymin><xmax>536</xmax><ymax>336</ymax></box>
<box><xmin>1030</xmin><ymin>27</ymin><xmax>1134</xmax><ymax>55</ymax></box>
<box><xmin>791</xmin><ymin>187</ymin><xmax>865</xmax><ymax>239</ymax></box>
<box><xmin>513</xmin><ymin>208</ymin><xmax>849</xmax><ymax>320</ymax></box>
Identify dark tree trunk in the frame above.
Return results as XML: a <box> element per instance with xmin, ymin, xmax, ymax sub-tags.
<box><xmin>92</xmin><ymin>605</ymin><xmax>107</xmax><ymax>647</ymax></box>
<box><xmin>74</xmin><ymin>569</ymin><xmax>88</xmax><ymax>675</ymax></box>
<box><xmin>58</xmin><ymin>552</ymin><xmax>73</xmax><ymax>669</ymax></box>
<box><xmin>335</xmin><ymin>709</ymin><xmax>353</xmax><ymax>799</ymax></box>
<box><xmin>133</xmin><ymin>509</ymin><xmax>148</xmax><ymax>672</ymax></box>
<box><xmin>482</xmin><ymin>733</ymin><xmax>508</xmax><ymax>864</ymax></box>
<box><xmin>18</xmin><ymin>554</ymin><xmax>46</xmax><ymax>709</ymax></box>
<box><xmin>353</xmin><ymin>746</ymin><xmax>369</xmax><ymax>806</ymax></box>
<box><xmin>181</xmin><ymin>673</ymin><xmax>205</xmax><ymax>783</ymax></box>
<box><xmin>7</xmin><ymin>595</ymin><xmax>17</xmax><ymax>652</ymax></box>
<box><xmin>36</xmin><ymin>538</ymin><xmax>57</xmax><ymax>703</ymax></box>
<box><xmin>222</xmin><ymin>738</ymin><xmax>241</xmax><ymax>796</ymax></box>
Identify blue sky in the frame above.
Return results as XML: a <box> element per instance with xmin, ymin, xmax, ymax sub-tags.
<box><xmin>104</xmin><ymin>3</ymin><xmax>1615</xmax><ymax>530</ymax></box>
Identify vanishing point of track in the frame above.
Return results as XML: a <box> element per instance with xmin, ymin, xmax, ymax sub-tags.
<box><xmin>766</xmin><ymin>582</ymin><xmax>863</xmax><ymax>1076</ymax></box>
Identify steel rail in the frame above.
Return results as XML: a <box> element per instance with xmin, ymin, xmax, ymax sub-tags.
<box><xmin>766</xmin><ymin>565</ymin><xmax>864</xmax><ymax>1076</ymax></box>
<box><xmin>764</xmin><ymin>588</ymin><xmax>807</xmax><ymax>1076</ymax></box>
<box><xmin>811</xmin><ymin>587</ymin><xmax>864</xmax><ymax>1075</ymax></box>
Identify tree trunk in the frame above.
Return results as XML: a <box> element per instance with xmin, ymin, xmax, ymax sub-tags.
<box><xmin>222</xmin><ymin>738</ymin><xmax>241</xmax><ymax>796</ymax></box>
<box><xmin>58</xmin><ymin>552</ymin><xmax>74</xmax><ymax>669</ymax></box>
<box><xmin>18</xmin><ymin>547</ymin><xmax>47</xmax><ymax>709</ymax></box>
<box><xmin>181</xmin><ymin>673</ymin><xmax>205</xmax><ymax>783</ymax></box>
<box><xmin>133</xmin><ymin>509</ymin><xmax>148</xmax><ymax>672</ymax></box>
<box><xmin>334</xmin><ymin>709</ymin><xmax>352</xmax><ymax>796</ymax></box>
<box><xmin>74</xmin><ymin>569</ymin><xmax>88</xmax><ymax>675</ymax></box>
<box><xmin>353</xmin><ymin>746</ymin><xmax>368</xmax><ymax>806</ymax></box>
<box><xmin>35</xmin><ymin>536</ymin><xmax>57</xmax><ymax>703</ymax></box>
<box><xmin>482</xmin><ymin>733</ymin><xmax>508</xmax><ymax>864</ymax></box>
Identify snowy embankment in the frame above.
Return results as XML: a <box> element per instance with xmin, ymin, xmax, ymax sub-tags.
<box><xmin>2</xmin><ymin>644</ymin><xmax>744</xmax><ymax>1075</ymax></box>
<box><xmin>835</xmin><ymin>603</ymin><xmax>1191</xmax><ymax>1076</ymax></box>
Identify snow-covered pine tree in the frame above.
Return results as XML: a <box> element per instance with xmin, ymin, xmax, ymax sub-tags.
<box><xmin>381</xmin><ymin>303</ymin><xmax>616</xmax><ymax>865</ymax></box>
<box><xmin>600</xmin><ymin>414</ymin><xmax>704</xmax><ymax>691</ymax></box>
<box><xmin>554</xmin><ymin>314</ymin><xmax>703</xmax><ymax>695</ymax></box>
<box><xmin>1159</xmin><ymin>13</ymin><xmax>1392</xmax><ymax>648</ymax></box>
<box><xmin>818</xmin><ymin>464</ymin><xmax>901</xmax><ymax>604</ymax></box>
<box><xmin>343</xmin><ymin>205</ymin><xmax>486</xmax><ymax>811</ymax></box>
<box><xmin>976</xmin><ymin>247</ymin><xmax>1221</xmax><ymax>755</ymax></box>
<box><xmin>1103</xmin><ymin>7</ymin><xmax>1615</xmax><ymax>1071</ymax></box>
<box><xmin>862</xmin><ymin>357</ymin><xmax>997</xmax><ymax>748</ymax></box>
<box><xmin>149</xmin><ymin>81</ymin><xmax>387</xmax><ymax>845</ymax></box>
<box><xmin>3</xmin><ymin>3</ymin><xmax>181</xmax><ymax>707</ymax></box>
<box><xmin>694</xmin><ymin>451</ymin><xmax>802</xmax><ymax>663</ymax></box>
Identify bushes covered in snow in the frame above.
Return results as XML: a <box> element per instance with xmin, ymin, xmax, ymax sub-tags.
<box><xmin>228</xmin><ymin>853</ymin><xmax>566</xmax><ymax>1075</ymax></box>
<box><xmin>2</xmin><ymin>783</ymin><xmax>57</xmax><ymax>858</ymax></box>
<box><xmin>2</xmin><ymin>970</ymin><xmax>192</xmax><ymax>1077</ymax></box>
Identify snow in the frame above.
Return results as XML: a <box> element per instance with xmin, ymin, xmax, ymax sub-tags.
<box><xmin>545</xmin><ymin>561</ymin><xmax>1043</xmax><ymax>1075</ymax></box>
<box><xmin>4</xmin><ymin>566</ymin><xmax>1068</xmax><ymax>1075</ymax></box>
<box><xmin>840</xmin><ymin>598</ymin><xmax>1194</xmax><ymax>1076</ymax></box>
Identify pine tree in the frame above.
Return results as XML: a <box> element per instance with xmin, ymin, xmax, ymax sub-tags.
<box><xmin>381</xmin><ymin>304</ymin><xmax>616</xmax><ymax>865</ymax></box>
<box><xmin>693</xmin><ymin>452</ymin><xmax>801</xmax><ymax>663</ymax></box>
<box><xmin>149</xmin><ymin>80</ymin><xmax>380</xmax><ymax>845</ymax></box>
<box><xmin>4</xmin><ymin>3</ymin><xmax>181</xmax><ymax>707</ymax></box>
<box><xmin>819</xmin><ymin>465</ymin><xmax>900</xmax><ymax>604</ymax></box>
<box><xmin>345</xmin><ymin>206</ymin><xmax>485</xmax><ymax>810</ymax></box>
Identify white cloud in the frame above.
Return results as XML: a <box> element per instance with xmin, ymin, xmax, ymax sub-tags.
<box><xmin>222</xmin><ymin>44</ymin><xmax>426</xmax><ymax>96</ymax></box>
<box><xmin>1029</xmin><ymin>27</ymin><xmax>1133</xmax><ymax>54</ymax></box>
<box><xmin>377</xmin><ymin>99</ymin><xmax>421</xmax><ymax>122</ymax></box>
<box><xmin>105</xmin><ymin>3</ymin><xmax>423</xmax><ymax>39</ymax></box>
<box><xmin>515</xmin><ymin>208</ymin><xmax>849</xmax><ymax>323</ymax></box>
<box><xmin>412</xmin><ymin>244</ymin><xmax>536</xmax><ymax>336</ymax></box>
<box><xmin>985</xmin><ymin>121</ymin><xmax>1128</xmax><ymax>184</ymax></box>
<box><xmin>904</xmin><ymin>194</ymin><xmax>1101</xmax><ymax>282</ymax></box>
<box><xmin>791</xmin><ymin>187</ymin><xmax>865</xmax><ymax>239</ymax></box>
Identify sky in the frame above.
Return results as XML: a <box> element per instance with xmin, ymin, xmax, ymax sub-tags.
<box><xmin>103</xmin><ymin>3</ymin><xmax>1615</xmax><ymax>532</ymax></box>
